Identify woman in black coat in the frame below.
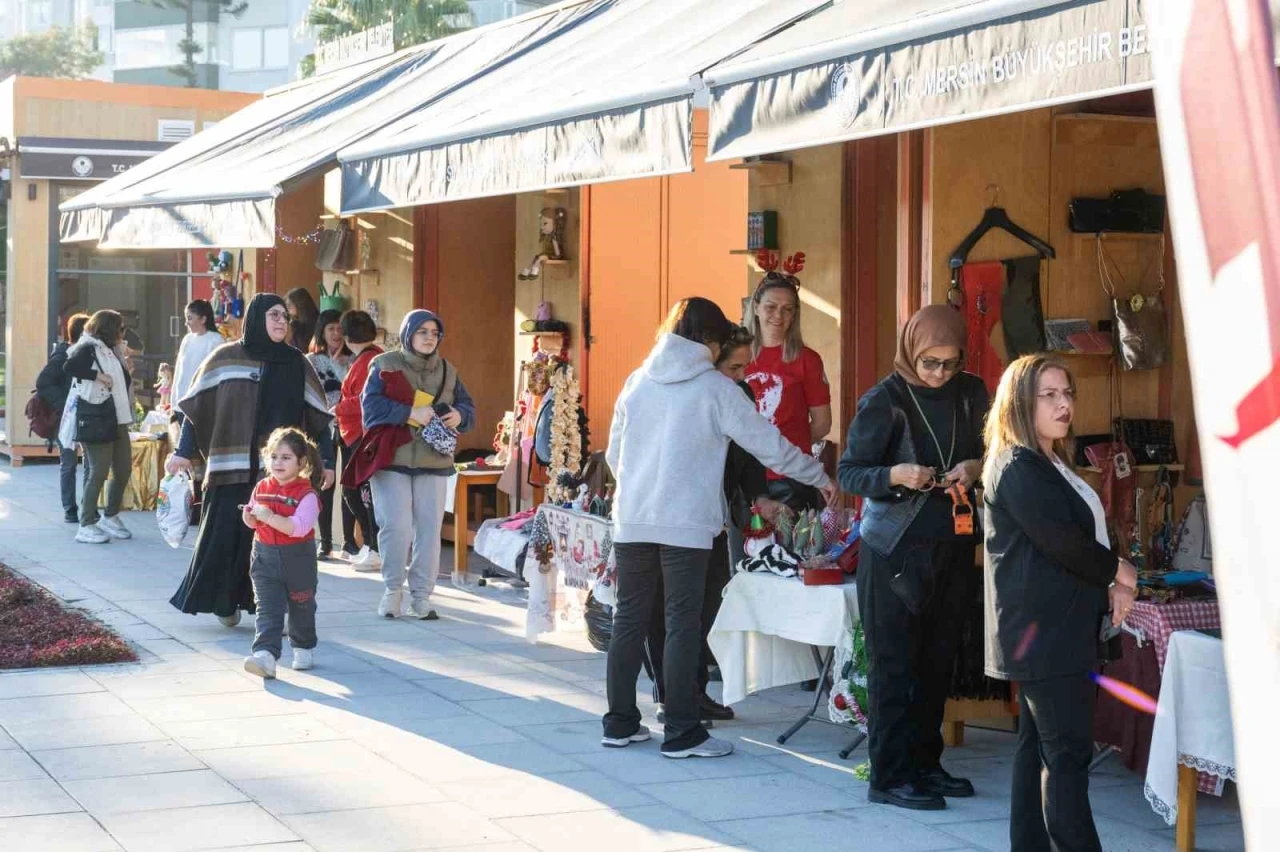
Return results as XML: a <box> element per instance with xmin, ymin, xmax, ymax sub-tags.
<box><xmin>837</xmin><ymin>305</ymin><xmax>989</xmax><ymax>811</ymax></box>
<box><xmin>982</xmin><ymin>353</ymin><xmax>1138</xmax><ymax>852</ymax></box>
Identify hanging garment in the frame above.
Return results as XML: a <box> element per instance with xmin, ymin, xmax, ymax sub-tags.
<box><xmin>960</xmin><ymin>261</ymin><xmax>1006</xmax><ymax>394</ymax></box>
<box><xmin>1001</xmin><ymin>257</ymin><xmax>1047</xmax><ymax>359</ymax></box>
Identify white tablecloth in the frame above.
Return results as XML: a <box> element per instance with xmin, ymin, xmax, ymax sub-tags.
<box><xmin>1144</xmin><ymin>630</ymin><xmax>1236</xmax><ymax>825</ymax></box>
<box><xmin>707</xmin><ymin>572</ymin><xmax>859</xmax><ymax>707</ymax></box>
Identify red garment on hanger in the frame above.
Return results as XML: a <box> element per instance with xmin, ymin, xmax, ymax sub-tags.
<box><xmin>960</xmin><ymin>261</ymin><xmax>1006</xmax><ymax>394</ymax></box>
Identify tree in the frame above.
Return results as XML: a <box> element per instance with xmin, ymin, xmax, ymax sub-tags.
<box><xmin>147</xmin><ymin>0</ymin><xmax>249</xmax><ymax>87</ymax></box>
<box><xmin>301</xmin><ymin>0</ymin><xmax>472</xmax><ymax>76</ymax></box>
<box><xmin>0</xmin><ymin>25</ymin><xmax>104</xmax><ymax>80</ymax></box>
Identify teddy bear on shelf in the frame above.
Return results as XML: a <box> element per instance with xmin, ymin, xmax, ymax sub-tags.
<box><xmin>518</xmin><ymin>207</ymin><xmax>567</xmax><ymax>280</ymax></box>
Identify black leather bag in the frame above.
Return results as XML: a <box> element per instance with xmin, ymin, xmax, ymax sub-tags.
<box><xmin>1001</xmin><ymin>256</ymin><xmax>1047</xmax><ymax>359</ymax></box>
<box><xmin>1114</xmin><ymin>418</ymin><xmax>1178</xmax><ymax>466</ymax></box>
<box><xmin>76</xmin><ymin>397</ymin><xmax>117</xmax><ymax>444</ymax></box>
<box><xmin>1069</xmin><ymin>188</ymin><xmax>1166</xmax><ymax>234</ymax></box>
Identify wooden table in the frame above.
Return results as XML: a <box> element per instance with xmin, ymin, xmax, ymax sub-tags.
<box><xmin>447</xmin><ymin>469</ymin><xmax>507</xmax><ymax>582</ymax></box>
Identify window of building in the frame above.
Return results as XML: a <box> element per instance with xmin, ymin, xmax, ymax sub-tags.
<box><xmin>263</xmin><ymin>26</ymin><xmax>289</xmax><ymax>69</ymax></box>
<box><xmin>114</xmin><ymin>24</ymin><xmax>216</xmax><ymax>70</ymax></box>
<box><xmin>25</xmin><ymin>1</ymin><xmax>53</xmax><ymax>29</ymax></box>
<box><xmin>232</xmin><ymin>28</ymin><xmax>262</xmax><ymax>70</ymax></box>
<box><xmin>95</xmin><ymin>24</ymin><xmax>113</xmax><ymax>54</ymax></box>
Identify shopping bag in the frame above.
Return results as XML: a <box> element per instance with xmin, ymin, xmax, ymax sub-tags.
<box><xmin>57</xmin><ymin>394</ymin><xmax>79</xmax><ymax>449</ymax></box>
<box><xmin>156</xmin><ymin>472</ymin><xmax>193</xmax><ymax>548</ymax></box>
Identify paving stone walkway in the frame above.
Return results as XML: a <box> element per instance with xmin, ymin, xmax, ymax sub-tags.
<box><xmin>0</xmin><ymin>462</ymin><xmax>1245</xmax><ymax>852</ymax></box>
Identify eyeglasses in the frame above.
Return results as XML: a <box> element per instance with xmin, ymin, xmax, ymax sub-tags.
<box><xmin>1038</xmin><ymin>389</ymin><xmax>1077</xmax><ymax>404</ymax></box>
<box><xmin>264</xmin><ymin>309</ymin><xmax>289</xmax><ymax>322</ymax></box>
<box><xmin>917</xmin><ymin>356</ymin><xmax>963</xmax><ymax>374</ymax></box>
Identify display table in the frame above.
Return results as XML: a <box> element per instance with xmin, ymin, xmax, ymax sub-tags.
<box><xmin>1144</xmin><ymin>630</ymin><xmax>1235</xmax><ymax>852</ymax></box>
<box><xmin>525</xmin><ymin>504</ymin><xmax>612</xmax><ymax>642</ymax></box>
<box><xmin>1095</xmin><ymin>599</ymin><xmax>1222</xmax><ymax>794</ymax></box>
<box><xmin>444</xmin><ymin>469</ymin><xmax>507</xmax><ymax>582</ymax></box>
<box><xmin>100</xmin><ymin>433</ymin><xmax>167</xmax><ymax>512</ymax></box>
<box><xmin>708</xmin><ymin>572</ymin><xmax>860</xmax><ymax>707</ymax></box>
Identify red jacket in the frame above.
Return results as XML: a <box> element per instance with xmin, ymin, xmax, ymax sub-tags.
<box><xmin>341</xmin><ymin>367</ymin><xmax>413</xmax><ymax>488</ymax></box>
<box><xmin>335</xmin><ymin>344</ymin><xmax>382</xmax><ymax>446</ymax></box>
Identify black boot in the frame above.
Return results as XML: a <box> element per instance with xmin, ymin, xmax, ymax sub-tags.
<box><xmin>698</xmin><ymin>693</ymin><xmax>735</xmax><ymax>721</ymax></box>
<box><xmin>917</xmin><ymin>767</ymin><xmax>975</xmax><ymax>798</ymax></box>
<box><xmin>867</xmin><ymin>782</ymin><xmax>946</xmax><ymax>811</ymax></box>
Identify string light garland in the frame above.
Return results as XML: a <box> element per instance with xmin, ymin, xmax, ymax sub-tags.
<box><xmin>275</xmin><ymin>224</ymin><xmax>326</xmax><ymax>245</ymax></box>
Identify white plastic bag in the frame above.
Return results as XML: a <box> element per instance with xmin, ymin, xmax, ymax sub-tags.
<box><xmin>156</xmin><ymin>472</ymin><xmax>193</xmax><ymax>548</ymax></box>
<box><xmin>57</xmin><ymin>392</ymin><xmax>78</xmax><ymax>449</ymax></box>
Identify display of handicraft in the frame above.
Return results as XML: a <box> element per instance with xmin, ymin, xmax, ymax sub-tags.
<box><xmin>544</xmin><ymin>365</ymin><xmax>583</xmax><ymax>504</ymax></box>
<box><xmin>735</xmin><ymin>504</ymin><xmax>859</xmax><ymax>582</ymax></box>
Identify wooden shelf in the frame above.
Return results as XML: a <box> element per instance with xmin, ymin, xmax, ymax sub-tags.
<box><xmin>1081</xmin><ymin>464</ymin><xmax>1185</xmax><ymax>474</ymax></box>
<box><xmin>730</xmin><ymin>157</ymin><xmax>792</xmax><ymax>187</ymax></box>
<box><xmin>729</xmin><ymin>248</ymin><xmax>777</xmax><ymax>255</ymax></box>
<box><xmin>341</xmin><ymin>269</ymin><xmax>378</xmax><ymax>275</ymax></box>
<box><xmin>519</xmin><ymin>330</ymin><xmax>567</xmax><ymax>337</ymax></box>
<box><xmin>1073</xmin><ymin>231</ymin><xmax>1164</xmax><ymax>242</ymax></box>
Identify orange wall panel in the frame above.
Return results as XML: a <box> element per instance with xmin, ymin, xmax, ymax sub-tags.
<box><xmin>585</xmin><ymin>178</ymin><xmax>664</xmax><ymax>440</ymax></box>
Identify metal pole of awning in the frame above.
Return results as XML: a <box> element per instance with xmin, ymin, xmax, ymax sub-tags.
<box><xmin>55</xmin><ymin>268</ymin><xmax>218</xmax><ymax>278</ymax></box>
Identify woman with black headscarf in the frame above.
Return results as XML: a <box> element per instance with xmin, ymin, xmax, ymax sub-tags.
<box><xmin>166</xmin><ymin>294</ymin><xmax>334</xmax><ymax>625</ymax></box>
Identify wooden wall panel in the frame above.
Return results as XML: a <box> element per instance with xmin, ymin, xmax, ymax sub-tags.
<box><xmin>665</xmin><ymin>115</ymin><xmax>749</xmax><ymax>315</ymax></box>
<box><xmin>273</xmin><ymin>176</ymin><xmax>325</xmax><ymax>299</ymax></box>
<box><xmin>585</xmin><ymin>177</ymin><xmax>664</xmax><ymax>441</ymax></box>
<box><xmin>438</xmin><ymin>196</ymin><xmax>517</xmax><ymax>452</ymax></box>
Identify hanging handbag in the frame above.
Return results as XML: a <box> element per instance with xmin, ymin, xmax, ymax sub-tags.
<box><xmin>1113</xmin><ymin>417</ymin><xmax>1178</xmax><ymax>466</ymax></box>
<box><xmin>1000</xmin><ymin>256</ymin><xmax>1047</xmax><ymax>360</ymax></box>
<box><xmin>74</xmin><ymin>352</ymin><xmax>119</xmax><ymax>444</ymax></box>
<box><xmin>1098</xmin><ymin>234</ymin><xmax>1170</xmax><ymax>371</ymax></box>
<box><xmin>1069</xmin><ymin>188</ymin><xmax>1166</xmax><ymax>234</ymax></box>
<box><xmin>1083</xmin><ymin>366</ymin><xmax>1136</xmax><ymax>531</ymax></box>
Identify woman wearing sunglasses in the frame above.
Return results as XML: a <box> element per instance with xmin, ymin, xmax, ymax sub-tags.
<box><xmin>836</xmin><ymin>305</ymin><xmax>990</xmax><ymax>811</ymax></box>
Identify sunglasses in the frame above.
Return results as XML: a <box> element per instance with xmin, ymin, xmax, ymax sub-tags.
<box><xmin>918</xmin><ymin>356</ymin><xmax>963</xmax><ymax>374</ymax></box>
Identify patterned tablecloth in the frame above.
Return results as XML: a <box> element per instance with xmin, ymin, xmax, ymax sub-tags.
<box><xmin>1123</xmin><ymin>599</ymin><xmax>1221</xmax><ymax>670</ymax></box>
<box><xmin>524</xmin><ymin>504</ymin><xmax>614</xmax><ymax>641</ymax></box>
<box><xmin>1118</xmin><ymin>598</ymin><xmax>1223</xmax><ymax>795</ymax></box>
<box><xmin>1144</xmin><ymin>631</ymin><xmax>1235</xmax><ymax>825</ymax></box>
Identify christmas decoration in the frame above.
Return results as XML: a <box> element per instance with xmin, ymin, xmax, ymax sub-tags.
<box><xmin>544</xmin><ymin>365</ymin><xmax>583</xmax><ymax>504</ymax></box>
<box><xmin>275</xmin><ymin>224</ymin><xmax>325</xmax><ymax>245</ymax></box>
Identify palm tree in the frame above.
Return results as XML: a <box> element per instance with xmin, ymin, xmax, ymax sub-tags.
<box><xmin>302</xmin><ymin>0</ymin><xmax>473</xmax><ymax>75</ymax></box>
<box><xmin>148</xmin><ymin>0</ymin><xmax>249</xmax><ymax>87</ymax></box>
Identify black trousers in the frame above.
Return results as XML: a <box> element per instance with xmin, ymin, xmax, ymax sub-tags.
<box><xmin>857</xmin><ymin>538</ymin><xmax>977</xmax><ymax>789</ymax></box>
<box><xmin>318</xmin><ymin>437</ymin><xmax>356</xmax><ymax>552</ymax></box>
<box><xmin>605</xmin><ymin>542</ymin><xmax>711</xmax><ymax>752</ymax></box>
<box><xmin>341</xmin><ymin>447</ymin><xmax>379</xmax><ymax>553</ymax></box>
<box><xmin>644</xmin><ymin>532</ymin><xmax>732</xmax><ymax>702</ymax></box>
<box><xmin>1012</xmin><ymin>674</ymin><xmax>1102</xmax><ymax>852</ymax></box>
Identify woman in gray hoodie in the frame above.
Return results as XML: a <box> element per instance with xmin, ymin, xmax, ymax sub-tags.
<box><xmin>603</xmin><ymin>297</ymin><xmax>835</xmax><ymax>759</ymax></box>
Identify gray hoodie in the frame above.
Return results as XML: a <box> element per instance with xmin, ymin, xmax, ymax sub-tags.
<box><xmin>607</xmin><ymin>333</ymin><xmax>831</xmax><ymax>549</ymax></box>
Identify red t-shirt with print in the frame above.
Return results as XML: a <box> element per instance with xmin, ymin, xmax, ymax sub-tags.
<box><xmin>745</xmin><ymin>345</ymin><xmax>831</xmax><ymax>479</ymax></box>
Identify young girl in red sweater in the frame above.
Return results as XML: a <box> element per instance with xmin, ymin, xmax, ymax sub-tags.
<box><xmin>241</xmin><ymin>427</ymin><xmax>323</xmax><ymax>679</ymax></box>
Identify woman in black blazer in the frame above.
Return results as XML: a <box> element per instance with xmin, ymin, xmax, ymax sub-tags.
<box><xmin>982</xmin><ymin>354</ymin><xmax>1138</xmax><ymax>852</ymax></box>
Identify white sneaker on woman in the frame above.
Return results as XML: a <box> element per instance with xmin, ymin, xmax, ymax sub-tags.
<box><xmin>661</xmin><ymin>736</ymin><xmax>735</xmax><ymax>759</ymax></box>
<box><xmin>351</xmin><ymin>547</ymin><xmax>382</xmax><ymax>573</ymax></box>
<box><xmin>377</xmin><ymin>589</ymin><xmax>402</xmax><ymax>618</ymax></box>
<box><xmin>291</xmin><ymin>648</ymin><xmax>314</xmax><ymax>670</ymax></box>
<box><xmin>96</xmin><ymin>515</ymin><xmax>132</xmax><ymax>540</ymax></box>
<box><xmin>217</xmin><ymin>612</ymin><xmax>242</xmax><ymax>628</ymax></box>
<box><xmin>75</xmin><ymin>524</ymin><xmax>110</xmax><ymax>544</ymax></box>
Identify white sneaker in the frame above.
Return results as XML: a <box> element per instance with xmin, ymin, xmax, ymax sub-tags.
<box><xmin>75</xmin><ymin>524</ymin><xmax>110</xmax><ymax>544</ymax></box>
<box><xmin>291</xmin><ymin>648</ymin><xmax>314</xmax><ymax>671</ymax></box>
<box><xmin>405</xmin><ymin>599</ymin><xmax>439</xmax><ymax>621</ymax></box>
<box><xmin>661</xmin><ymin>735</ymin><xmax>735</xmax><ymax>759</ymax></box>
<box><xmin>601</xmin><ymin>725</ymin><xmax>652</xmax><ymax>749</ymax></box>
<box><xmin>351</xmin><ymin>547</ymin><xmax>382</xmax><ymax>573</ymax></box>
<box><xmin>243</xmin><ymin>650</ymin><xmax>277</xmax><ymax>679</ymax></box>
<box><xmin>218</xmin><ymin>612</ymin><xmax>243</xmax><ymax>628</ymax></box>
<box><xmin>377</xmin><ymin>588</ymin><xmax>403</xmax><ymax>618</ymax></box>
<box><xmin>97</xmin><ymin>515</ymin><xmax>132</xmax><ymax>540</ymax></box>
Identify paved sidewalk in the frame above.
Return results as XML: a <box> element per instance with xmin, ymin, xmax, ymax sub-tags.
<box><xmin>0</xmin><ymin>462</ymin><xmax>1244</xmax><ymax>852</ymax></box>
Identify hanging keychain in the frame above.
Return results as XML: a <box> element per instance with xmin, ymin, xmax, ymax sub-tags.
<box><xmin>946</xmin><ymin>483</ymin><xmax>975</xmax><ymax>536</ymax></box>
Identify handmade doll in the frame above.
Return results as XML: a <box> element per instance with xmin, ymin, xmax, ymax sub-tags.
<box><xmin>155</xmin><ymin>363</ymin><xmax>173</xmax><ymax>412</ymax></box>
<box><xmin>518</xmin><ymin>207</ymin><xmax>567</xmax><ymax>280</ymax></box>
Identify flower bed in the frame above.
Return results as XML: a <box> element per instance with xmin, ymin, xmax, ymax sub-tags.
<box><xmin>0</xmin><ymin>565</ymin><xmax>136</xmax><ymax>669</ymax></box>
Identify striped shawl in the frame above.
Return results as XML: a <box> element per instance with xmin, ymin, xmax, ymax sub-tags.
<box><xmin>179</xmin><ymin>342</ymin><xmax>331</xmax><ymax>487</ymax></box>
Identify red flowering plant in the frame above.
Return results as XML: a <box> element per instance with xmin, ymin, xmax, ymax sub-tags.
<box><xmin>0</xmin><ymin>566</ymin><xmax>136</xmax><ymax>669</ymax></box>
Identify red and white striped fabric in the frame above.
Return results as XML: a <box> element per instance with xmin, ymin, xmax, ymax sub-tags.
<box><xmin>1151</xmin><ymin>1</ymin><xmax>1280</xmax><ymax>844</ymax></box>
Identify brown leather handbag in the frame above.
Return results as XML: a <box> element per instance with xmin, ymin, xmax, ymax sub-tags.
<box><xmin>1097</xmin><ymin>234</ymin><xmax>1170</xmax><ymax>371</ymax></box>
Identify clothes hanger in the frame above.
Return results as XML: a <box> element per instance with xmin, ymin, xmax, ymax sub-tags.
<box><xmin>948</xmin><ymin>185</ymin><xmax>1056</xmax><ymax>271</ymax></box>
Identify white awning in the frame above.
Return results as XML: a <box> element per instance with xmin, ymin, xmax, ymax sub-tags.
<box><xmin>703</xmin><ymin>0</ymin><xmax>1157</xmax><ymax>161</ymax></box>
<box><xmin>338</xmin><ymin>0</ymin><xmax>828</xmax><ymax>214</ymax></box>
<box><xmin>59</xmin><ymin>6</ymin><xmax>589</xmax><ymax>249</ymax></box>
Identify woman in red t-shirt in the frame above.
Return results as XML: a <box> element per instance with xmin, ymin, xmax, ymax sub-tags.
<box><xmin>744</xmin><ymin>270</ymin><xmax>833</xmax><ymax>510</ymax></box>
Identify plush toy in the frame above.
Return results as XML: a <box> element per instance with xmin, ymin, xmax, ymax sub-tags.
<box><xmin>518</xmin><ymin>207</ymin><xmax>567</xmax><ymax>280</ymax></box>
<box><xmin>155</xmin><ymin>363</ymin><xmax>173</xmax><ymax>412</ymax></box>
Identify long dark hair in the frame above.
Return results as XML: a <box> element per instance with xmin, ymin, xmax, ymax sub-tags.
<box><xmin>84</xmin><ymin>310</ymin><xmax>124</xmax><ymax>348</ymax></box>
<box><xmin>656</xmin><ymin>297</ymin><xmax>736</xmax><ymax>350</ymax></box>
<box><xmin>310</xmin><ymin>309</ymin><xmax>351</xmax><ymax>356</ymax></box>
<box><xmin>284</xmin><ymin>287</ymin><xmax>319</xmax><ymax>351</ymax></box>
<box><xmin>186</xmin><ymin>299</ymin><xmax>217</xmax><ymax>334</ymax></box>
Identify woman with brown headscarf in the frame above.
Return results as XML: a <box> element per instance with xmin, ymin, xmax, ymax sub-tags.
<box><xmin>837</xmin><ymin>305</ymin><xmax>990</xmax><ymax>812</ymax></box>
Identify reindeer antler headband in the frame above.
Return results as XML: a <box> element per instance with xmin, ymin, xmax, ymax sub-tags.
<box><xmin>753</xmin><ymin>250</ymin><xmax>807</xmax><ymax>300</ymax></box>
